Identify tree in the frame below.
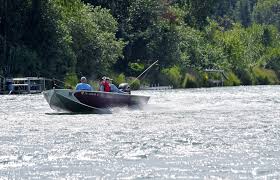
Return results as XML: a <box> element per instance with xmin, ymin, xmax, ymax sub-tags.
<box><xmin>174</xmin><ymin>0</ymin><xmax>225</xmax><ymax>28</ymax></box>
<box><xmin>252</xmin><ymin>0</ymin><xmax>280</xmax><ymax>30</ymax></box>
<box><xmin>52</xmin><ymin>1</ymin><xmax>125</xmax><ymax>77</ymax></box>
<box><xmin>0</xmin><ymin>0</ymin><xmax>75</xmax><ymax>77</ymax></box>
<box><xmin>234</xmin><ymin>0</ymin><xmax>252</xmax><ymax>27</ymax></box>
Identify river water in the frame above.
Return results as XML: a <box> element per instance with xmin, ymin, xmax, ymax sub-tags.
<box><xmin>0</xmin><ymin>85</ymin><xmax>280</xmax><ymax>179</ymax></box>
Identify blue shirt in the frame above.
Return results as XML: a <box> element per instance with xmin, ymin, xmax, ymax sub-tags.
<box><xmin>75</xmin><ymin>83</ymin><xmax>93</xmax><ymax>91</ymax></box>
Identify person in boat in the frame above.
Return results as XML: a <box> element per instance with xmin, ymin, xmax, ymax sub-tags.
<box><xmin>75</xmin><ymin>76</ymin><xmax>93</xmax><ymax>91</ymax></box>
<box><xmin>99</xmin><ymin>76</ymin><xmax>110</xmax><ymax>92</ymax></box>
<box><xmin>109</xmin><ymin>78</ymin><xmax>125</xmax><ymax>93</ymax></box>
<box><xmin>99</xmin><ymin>76</ymin><xmax>124</xmax><ymax>93</ymax></box>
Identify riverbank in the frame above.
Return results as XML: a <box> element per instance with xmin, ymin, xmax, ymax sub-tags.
<box><xmin>63</xmin><ymin>66</ymin><xmax>279</xmax><ymax>91</ymax></box>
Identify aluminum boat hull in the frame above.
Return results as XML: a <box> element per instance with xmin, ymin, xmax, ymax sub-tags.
<box><xmin>43</xmin><ymin>89</ymin><xmax>150</xmax><ymax>113</ymax></box>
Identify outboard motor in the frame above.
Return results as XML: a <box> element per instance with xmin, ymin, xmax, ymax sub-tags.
<box><xmin>118</xmin><ymin>83</ymin><xmax>131</xmax><ymax>94</ymax></box>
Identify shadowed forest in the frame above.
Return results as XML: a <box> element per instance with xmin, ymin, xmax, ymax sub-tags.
<box><xmin>0</xmin><ymin>0</ymin><xmax>280</xmax><ymax>88</ymax></box>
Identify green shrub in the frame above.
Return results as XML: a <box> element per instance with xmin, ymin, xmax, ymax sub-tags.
<box><xmin>236</xmin><ymin>69</ymin><xmax>253</xmax><ymax>85</ymax></box>
<box><xmin>252</xmin><ymin>67</ymin><xmax>279</xmax><ymax>85</ymax></box>
<box><xmin>182</xmin><ymin>73</ymin><xmax>199</xmax><ymax>88</ymax></box>
<box><xmin>90</xmin><ymin>80</ymin><xmax>100</xmax><ymax>90</ymax></box>
<box><xmin>224</xmin><ymin>72</ymin><xmax>241</xmax><ymax>86</ymax></box>
<box><xmin>201</xmin><ymin>72</ymin><xmax>209</xmax><ymax>82</ymax></box>
<box><xmin>129</xmin><ymin>62</ymin><xmax>145</xmax><ymax>75</ymax></box>
<box><xmin>64</xmin><ymin>72</ymin><xmax>78</xmax><ymax>89</ymax></box>
<box><xmin>161</xmin><ymin>66</ymin><xmax>182</xmax><ymax>88</ymax></box>
<box><xmin>128</xmin><ymin>78</ymin><xmax>141</xmax><ymax>90</ymax></box>
<box><xmin>203</xmin><ymin>71</ymin><xmax>225</xmax><ymax>87</ymax></box>
<box><xmin>114</xmin><ymin>73</ymin><xmax>126</xmax><ymax>86</ymax></box>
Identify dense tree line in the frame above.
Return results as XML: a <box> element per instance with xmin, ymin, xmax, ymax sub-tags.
<box><xmin>0</xmin><ymin>0</ymin><xmax>279</xmax><ymax>88</ymax></box>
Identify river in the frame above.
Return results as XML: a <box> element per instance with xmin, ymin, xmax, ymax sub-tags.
<box><xmin>0</xmin><ymin>85</ymin><xmax>280</xmax><ymax>179</ymax></box>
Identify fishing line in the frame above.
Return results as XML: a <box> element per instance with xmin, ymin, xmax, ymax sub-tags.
<box><xmin>129</xmin><ymin>60</ymin><xmax>158</xmax><ymax>86</ymax></box>
<box><xmin>44</xmin><ymin>78</ymin><xmax>71</xmax><ymax>89</ymax></box>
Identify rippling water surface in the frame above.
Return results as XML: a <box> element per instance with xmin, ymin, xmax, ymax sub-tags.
<box><xmin>1</xmin><ymin>86</ymin><xmax>280</xmax><ymax>179</ymax></box>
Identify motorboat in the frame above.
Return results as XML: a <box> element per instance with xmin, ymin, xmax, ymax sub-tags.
<box><xmin>43</xmin><ymin>60</ymin><xmax>158</xmax><ymax>114</ymax></box>
<box><xmin>43</xmin><ymin>89</ymin><xmax>150</xmax><ymax>114</ymax></box>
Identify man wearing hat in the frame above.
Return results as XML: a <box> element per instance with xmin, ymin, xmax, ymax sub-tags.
<box><xmin>99</xmin><ymin>76</ymin><xmax>111</xmax><ymax>92</ymax></box>
<box><xmin>99</xmin><ymin>76</ymin><xmax>124</xmax><ymax>93</ymax></box>
<box><xmin>75</xmin><ymin>77</ymin><xmax>93</xmax><ymax>91</ymax></box>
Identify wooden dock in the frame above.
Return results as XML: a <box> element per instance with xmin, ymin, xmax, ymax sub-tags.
<box><xmin>0</xmin><ymin>77</ymin><xmax>48</xmax><ymax>94</ymax></box>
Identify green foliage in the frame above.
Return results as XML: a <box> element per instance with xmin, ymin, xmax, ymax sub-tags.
<box><xmin>0</xmin><ymin>0</ymin><xmax>76</xmax><ymax>77</ymax></box>
<box><xmin>182</xmin><ymin>73</ymin><xmax>198</xmax><ymax>88</ymax></box>
<box><xmin>1</xmin><ymin>0</ymin><xmax>280</xmax><ymax>89</ymax></box>
<box><xmin>64</xmin><ymin>72</ymin><xmax>78</xmax><ymax>88</ymax></box>
<box><xmin>128</xmin><ymin>62</ymin><xmax>145</xmax><ymax>76</ymax></box>
<box><xmin>252</xmin><ymin>67</ymin><xmax>279</xmax><ymax>85</ymax></box>
<box><xmin>176</xmin><ymin>25</ymin><xmax>203</xmax><ymax>68</ymax></box>
<box><xmin>213</xmin><ymin>24</ymin><xmax>248</xmax><ymax>70</ymax></box>
<box><xmin>88</xmin><ymin>80</ymin><xmax>99</xmax><ymax>90</ymax></box>
<box><xmin>0</xmin><ymin>0</ymin><xmax>124</xmax><ymax>79</ymax></box>
<box><xmin>177</xmin><ymin>0</ymin><xmax>225</xmax><ymax>28</ymax></box>
<box><xmin>128</xmin><ymin>78</ymin><xmax>141</xmax><ymax>90</ymax></box>
<box><xmin>177</xmin><ymin>23</ymin><xmax>228</xmax><ymax>71</ymax></box>
<box><xmin>122</xmin><ymin>1</ymin><xmax>181</xmax><ymax>70</ymax></box>
<box><xmin>213</xmin><ymin>23</ymin><xmax>280</xmax><ymax>76</ymax></box>
<box><xmin>12</xmin><ymin>46</ymin><xmax>40</xmax><ymax>76</ymax></box>
<box><xmin>234</xmin><ymin>0</ymin><xmax>252</xmax><ymax>27</ymax></box>
<box><xmin>161</xmin><ymin>66</ymin><xmax>182</xmax><ymax>88</ymax></box>
<box><xmin>114</xmin><ymin>73</ymin><xmax>126</xmax><ymax>86</ymax></box>
<box><xmin>224</xmin><ymin>72</ymin><xmax>241</xmax><ymax>86</ymax></box>
<box><xmin>54</xmin><ymin>2</ymin><xmax>125</xmax><ymax>76</ymax></box>
<box><xmin>127</xmin><ymin>0</ymin><xmax>164</xmax><ymax>32</ymax></box>
<box><xmin>265</xmin><ymin>47</ymin><xmax>280</xmax><ymax>73</ymax></box>
<box><xmin>236</xmin><ymin>68</ymin><xmax>254</xmax><ymax>85</ymax></box>
<box><xmin>146</xmin><ymin>20</ymin><xmax>181</xmax><ymax>68</ymax></box>
<box><xmin>252</xmin><ymin>0</ymin><xmax>280</xmax><ymax>30</ymax></box>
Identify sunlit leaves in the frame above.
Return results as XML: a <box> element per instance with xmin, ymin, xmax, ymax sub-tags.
<box><xmin>252</xmin><ymin>0</ymin><xmax>280</xmax><ymax>30</ymax></box>
<box><xmin>50</xmin><ymin>0</ymin><xmax>125</xmax><ymax>76</ymax></box>
<box><xmin>213</xmin><ymin>22</ymin><xmax>280</xmax><ymax>72</ymax></box>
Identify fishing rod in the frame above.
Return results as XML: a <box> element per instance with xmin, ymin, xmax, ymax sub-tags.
<box><xmin>129</xmin><ymin>60</ymin><xmax>158</xmax><ymax>86</ymax></box>
<box><xmin>45</xmin><ymin>78</ymin><xmax>64</xmax><ymax>84</ymax></box>
<box><xmin>48</xmin><ymin>72</ymin><xmax>83</xmax><ymax>84</ymax></box>
<box><xmin>45</xmin><ymin>72</ymin><xmax>85</xmax><ymax>89</ymax></box>
<box><xmin>44</xmin><ymin>78</ymin><xmax>70</xmax><ymax>89</ymax></box>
